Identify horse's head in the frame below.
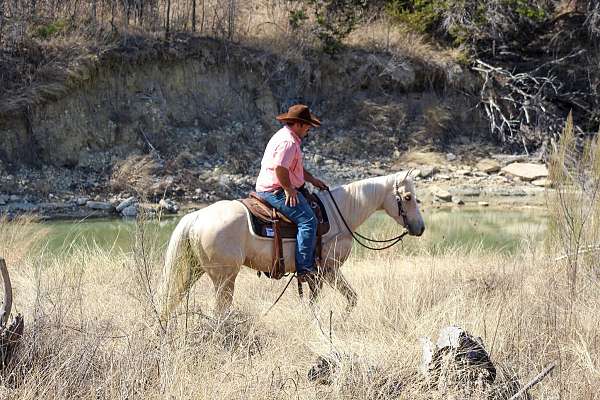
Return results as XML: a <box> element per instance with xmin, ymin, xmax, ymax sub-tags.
<box><xmin>382</xmin><ymin>172</ymin><xmax>425</xmax><ymax>236</ymax></box>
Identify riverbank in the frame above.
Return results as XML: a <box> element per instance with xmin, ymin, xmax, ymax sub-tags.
<box><xmin>0</xmin><ymin>148</ymin><xmax>551</xmax><ymax>221</ymax></box>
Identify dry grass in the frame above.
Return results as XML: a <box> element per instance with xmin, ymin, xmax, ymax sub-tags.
<box><xmin>0</xmin><ymin>216</ymin><xmax>46</xmax><ymax>266</ymax></box>
<box><xmin>0</xmin><ymin>213</ymin><xmax>598</xmax><ymax>399</ymax></box>
<box><xmin>110</xmin><ymin>154</ymin><xmax>166</xmax><ymax>197</ymax></box>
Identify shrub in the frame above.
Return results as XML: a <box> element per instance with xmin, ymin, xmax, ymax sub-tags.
<box><xmin>33</xmin><ymin>20</ymin><xmax>67</xmax><ymax>40</ymax></box>
<box><xmin>288</xmin><ymin>0</ymin><xmax>369</xmax><ymax>54</ymax></box>
<box><xmin>385</xmin><ymin>0</ymin><xmax>443</xmax><ymax>34</ymax></box>
<box><xmin>548</xmin><ymin>112</ymin><xmax>600</xmax><ymax>296</ymax></box>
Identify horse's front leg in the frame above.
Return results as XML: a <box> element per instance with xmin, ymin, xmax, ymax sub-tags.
<box><xmin>324</xmin><ymin>268</ymin><xmax>357</xmax><ymax>312</ymax></box>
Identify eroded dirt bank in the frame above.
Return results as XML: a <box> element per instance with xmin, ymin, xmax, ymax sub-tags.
<box><xmin>1</xmin><ymin>35</ymin><xmax>537</xmax><ymax>219</ymax></box>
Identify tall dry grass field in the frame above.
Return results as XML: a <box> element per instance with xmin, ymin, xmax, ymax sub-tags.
<box><xmin>0</xmin><ymin>207</ymin><xmax>598</xmax><ymax>399</ymax></box>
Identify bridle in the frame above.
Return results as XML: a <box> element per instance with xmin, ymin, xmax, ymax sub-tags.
<box><xmin>326</xmin><ymin>175</ymin><xmax>409</xmax><ymax>251</ymax></box>
<box><xmin>394</xmin><ymin>176</ymin><xmax>409</xmax><ymax>223</ymax></box>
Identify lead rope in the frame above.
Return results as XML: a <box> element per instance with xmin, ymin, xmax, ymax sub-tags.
<box><xmin>326</xmin><ymin>189</ymin><xmax>408</xmax><ymax>251</ymax></box>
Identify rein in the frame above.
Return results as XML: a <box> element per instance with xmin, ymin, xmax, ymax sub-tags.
<box><xmin>326</xmin><ymin>188</ymin><xmax>408</xmax><ymax>251</ymax></box>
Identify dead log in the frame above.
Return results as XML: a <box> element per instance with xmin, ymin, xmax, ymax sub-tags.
<box><xmin>420</xmin><ymin>326</ymin><xmax>496</xmax><ymax>389</ymax></box>
<box><xmin>0</xmin><ymin>257</ymin><xmax>24</xmax><ymax>369</ymax></box>
<box><xmin>508</xmin><ymin>363</ymin><xmax>556</xmax><ymax>400</ymax></box>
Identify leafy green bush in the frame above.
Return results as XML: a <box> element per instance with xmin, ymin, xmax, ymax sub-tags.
<box><xmin>384</xmin><ymin>0</ymin><xmax>551</xmax><ymax>50</ymax></box>
<box><xmin>34</xmin><ymin>20</ymin><xmax>67</xmax><ymax>40</ymax></box>
<box><xmin>385</xmin><ymin>0</ymin><xmax>443</xmax><ymax>34</ymax></box>
<box><xmin>287</xmin><ymin>0</ymin><xmax>368</xmax><ymax>54</ymax></box>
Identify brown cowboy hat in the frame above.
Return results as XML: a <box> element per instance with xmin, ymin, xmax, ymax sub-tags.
<box><xmin>276</xmin><ymin>104</ymin><xmax>321</xmax><ymax>127</ymax></box>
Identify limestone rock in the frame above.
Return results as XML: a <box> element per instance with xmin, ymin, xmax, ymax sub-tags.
<box><xmin>76</xmin><ymin>197</ymin><xmax>89</xmax><ymax>206</ymax></box>
<box><xmin>484</xmin><ymin>187</ymin><xmax>527</xmax><ymax>197</ymax></box>
<box><xmin>478</xmin><ymin>201</ymin><xmax>489</xmax><ymax>207</ymax></box>
<box><xmin>501</xmin><ymin>162</ymin><xmax>548</xmax><ymax>181</ymax></box>
<box><xmin>450</xmin><ymin>187</ymin><xmax>481</xmax><ymax>197</ymax></box>
<box><xmin>419</xmin><ymin>165</ymin><xmax>438</xmax><ymax>178</ymax></box>
<box><xmin>159</xmin><ymin>199</ymin><xmax>179</xmax><ymax>214</ymax></box>
<box><xmin>116</xmin><ymin>196</ymin><xmax>136</xmax><ymax>212</ymax></box>
<box><xmin>431</xmin><ymin>187</ymin><xmax>453</xmax><ymax>202</ymax></box>
<box><xmin>532</xmin><ymin>178</ymin><xmax>552</xmax><ymax>187</ymax></box>
<box><xmin>369</xmin><ymin>168</ymin><xmax>386</xmax><ymax>176</ymax></box>
<box><xmin>86</xmin><ymin>201</ymin><xmax>114</xmax><ymax>211</ymax></box>
<box><xmin>452</xmin><ymin>197</ymin><xmax>465</xmax><ymax>205</ymax></box>
<box><xmin>121</xmin><ymin>205</ymin><xmax>138</xmax><ymax>217</ymax></box>
<box><xmin>476</xmin><ymin>159</ymin><xmax>501</xmax><ymax>173</ymax></box>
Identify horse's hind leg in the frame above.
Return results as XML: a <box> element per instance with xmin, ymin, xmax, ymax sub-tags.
<box><xmin>205</xmin><ymin>267</ymin><xmax>239</xmax><ymax>317</ymax></box>
<box><xmin>324</xmin><ymin>269</ymin><xmax>357</xmax><ymax>312</ymax></box>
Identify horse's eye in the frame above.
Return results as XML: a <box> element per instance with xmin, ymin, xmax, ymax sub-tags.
<box><xmin>403</xmin><ymin>193</ymin><xmax>412</xmax><ymax>202</ymax></box>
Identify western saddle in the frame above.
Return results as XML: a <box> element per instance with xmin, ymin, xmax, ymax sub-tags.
<box><xmin>239</xmin><ymin>190</ymin><xmax>329</xmax><ymax>279</ymax></box>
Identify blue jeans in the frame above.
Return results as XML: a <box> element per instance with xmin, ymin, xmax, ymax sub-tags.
<box><xmin>257</xmin><ymin>190</ymin><xmax>317</xmax><ymax>275</ymax></box>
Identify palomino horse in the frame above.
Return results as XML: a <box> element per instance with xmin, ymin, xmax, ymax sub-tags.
<box><xmin>158</xmin><ymin>172</ymin><xmax>425</xmax><ymax>322</ymax></box>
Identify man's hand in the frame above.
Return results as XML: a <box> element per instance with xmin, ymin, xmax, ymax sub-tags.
<box><xmin>284</xmin><ymin>187</ymin><xmax>299</xmax><ymax>207</ymax></box>
<box><xmin>311</xmin><ymin>177</ymin><xmax>329</xmax><ymax>191</ymax></box>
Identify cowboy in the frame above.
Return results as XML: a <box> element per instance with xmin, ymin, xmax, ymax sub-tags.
<box><xmin>256</xmin><ymin>104</ymin><xmax>328</xmax><ymax>283</ymax></box>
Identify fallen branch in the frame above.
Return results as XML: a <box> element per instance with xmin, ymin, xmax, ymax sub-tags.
<box><xmin>509</xmin><ymin>363</ymin><xmax>556</xmax><ymax>400</ymax></box>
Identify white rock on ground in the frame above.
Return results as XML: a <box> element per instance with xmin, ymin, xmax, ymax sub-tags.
<box><xmin>159</xmin><ymin>199</ymin><xmax>179</xmax><ymax>213</ymax></box>
<box><xmin>116</xmin><ymin>196</ymin><xmax>136</xmax><ymax>212</ymax></box>
<box><xmin>419</xmin><ymin>165</ymin><xmax>438</xmax><ymax>178</ymax></box>
<box><xmin>476</xmin><ymin>159</ymin><xmax>501</xmax><ymax>173</ymax></box>
<box><xmin>501</xmin><ymin>162</ymin><xmax>548</xmax><ymax>181</ymax></box>
<box><xmin>531</xmin><ymin>178</ymin><xmax>552</xmax><ymax>187</ymax></box>
<box><xmin>430</xmin><ymin>187</ymin><xmax>453</xmax><ymax>202</ymax></box>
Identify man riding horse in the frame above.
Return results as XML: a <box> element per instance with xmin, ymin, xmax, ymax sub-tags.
<box><xmin>255</xmin><ymin>104</ymin><xmax>327</xmax><ymax>286</ymax></box>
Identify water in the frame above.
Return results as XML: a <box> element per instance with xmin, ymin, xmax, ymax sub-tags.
<box><xmin>38</xmin><ymin>207</ymin><xmax>547</xmax><ymax>257</ymax></box>
<box><xmin>359</xmin><ymin>207</ymin><xmax>547</xmax><ymax>256</ymax></box>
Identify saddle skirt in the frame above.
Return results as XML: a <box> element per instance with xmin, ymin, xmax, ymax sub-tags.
<box><xmin>239</xmin><ymin>192</ymin><xmax>330</xmax><ymax>239</ymax></box>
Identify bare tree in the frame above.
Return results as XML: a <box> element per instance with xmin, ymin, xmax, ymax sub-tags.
<box><xmin>227</xmin><ymin>0</ymin><xmax>236</xmax><ymax>40</ymax></box>
<box><xmin>91</xmin><ymin>0</ymin><xmax>97</xmax><ymax>25</ymax></box>
<box><xmin>473</xmin><ymin>59</ymin><xmax>565</xmax><ymax>153</ymax></box>
<box><xmin>200</xmin><ymin>0</ymin><xmax>204</xmax><ymax>33</ymax></box>
<box><xmin>165</xmin><ymin>0</ymin><xmax>171</xmax><ymax>38</ymax></box>
<box><xmin>0</xmin><ymin>0</ymin><xmax>5</xmax><ymax>44</ymax></box>
<box><xmin>29</xmin><ymin>0</ymin><xmax>37</xmax><ymax>19</ymax></box>
<box><xmin>191</xmin><ymin>0</ymin><xmax>196</xmax><ymax>32</ymax></box>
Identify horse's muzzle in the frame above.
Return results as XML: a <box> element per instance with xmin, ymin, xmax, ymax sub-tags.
<box><xmin>410</xmin><ymin>224</ymin><xmax>425</xmax><ymax>237</ymax></box>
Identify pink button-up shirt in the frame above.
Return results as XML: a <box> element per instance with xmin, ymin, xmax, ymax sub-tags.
<box><xmin>256</xmin><ymin>126</ymin><xmax>305</xmax><ymax>192</ymax></box>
